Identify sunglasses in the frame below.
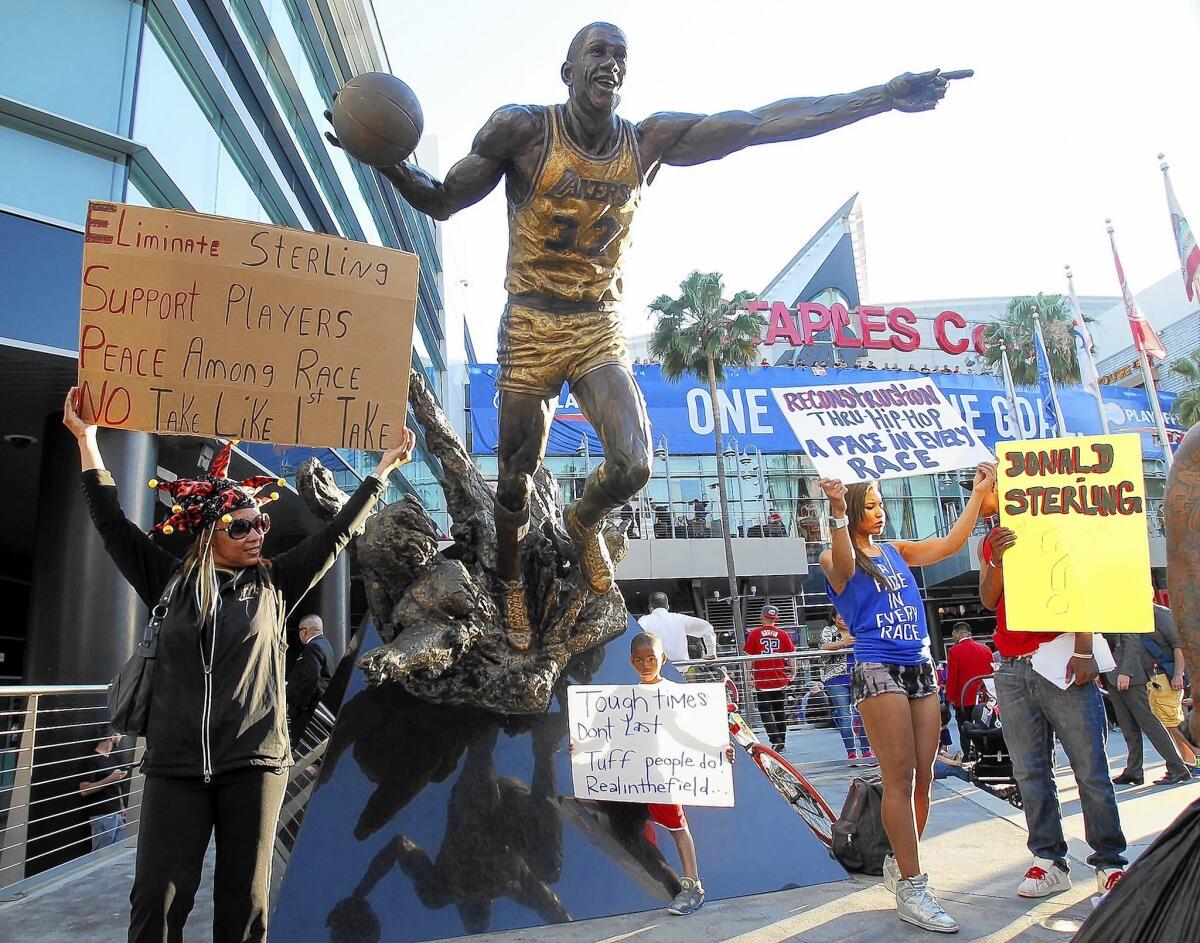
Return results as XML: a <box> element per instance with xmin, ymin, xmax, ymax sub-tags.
<box><xmin>216</xmin><ymin>513</ymin><xmax>271</xmax><ymax>540</ymax></box>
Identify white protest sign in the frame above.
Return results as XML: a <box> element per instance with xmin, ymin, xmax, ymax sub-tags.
<box><xmin>772</xmin><ymin>377</ymin><xmax>993</xmax><ymax>482</ymax></box>
<box><xmin>567</xmin><ymin>682</ymin><xmax>733</xmax><ymax>808</ymax></box>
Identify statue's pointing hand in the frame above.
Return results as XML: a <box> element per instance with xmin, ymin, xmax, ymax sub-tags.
<box><xmin>887</xmin><ymin>68</ymin><xmax>973</xmax><ymax>113</ymax></box>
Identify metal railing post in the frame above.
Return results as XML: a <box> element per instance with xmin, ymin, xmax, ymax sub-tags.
<box><xmin>0</xmin><ymin>693</ymin><xmax>37</xmax><ymax>885</ymax></box>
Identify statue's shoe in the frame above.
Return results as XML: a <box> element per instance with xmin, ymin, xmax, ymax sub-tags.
<box><xmin>500</xmin><ymin>579</ymin><xmax>533</xmax><ymax>652</ymax></box>
<box><xmin>565</xmin><ymin>504</ymin><xmax>614</xmax><ymax>593</ymax></box>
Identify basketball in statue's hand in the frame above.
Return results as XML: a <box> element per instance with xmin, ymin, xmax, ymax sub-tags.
<box><xmin>331</xmin><ymin>72</ymin><xmax>423</xmax><ymax>168</ymax></box>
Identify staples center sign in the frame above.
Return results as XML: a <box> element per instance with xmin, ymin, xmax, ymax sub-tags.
<box><xmin>751</xmin><ymin>300</ymin><xmax>988</xmax><ymax>356</ymax></box>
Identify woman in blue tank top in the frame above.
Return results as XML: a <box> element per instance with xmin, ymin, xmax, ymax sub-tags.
<box><xmin>819</xmin><ymin>465</ymin><xmax>995</xmax><ymax>934</ymax></box>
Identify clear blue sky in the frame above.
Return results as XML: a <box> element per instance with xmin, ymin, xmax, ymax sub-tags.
<box><xmin>375</xmin><ymin>0</ymin><xmax>1200</xmax><ymax>359</ymax></box>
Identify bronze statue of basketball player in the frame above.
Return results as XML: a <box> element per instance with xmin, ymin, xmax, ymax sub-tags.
<box><xmin>328</xmin><ymin>23</ymin><xmax>970</xmax><ymax>651</ymax></box>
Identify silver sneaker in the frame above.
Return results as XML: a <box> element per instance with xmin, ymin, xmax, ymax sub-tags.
<box><xmin>896</xmin><ymin>874</ymin><xmax>959</xmax><ymax>933</ymax></box>
<box><xmin>668</xmin><ymin>876</ymin><xmax>705</xmax><ymax>916</ymax></box>
<box><xmin>883</xmin><ymin>852</ymin><xmax>901</xmax><ymax>893</ymax></box>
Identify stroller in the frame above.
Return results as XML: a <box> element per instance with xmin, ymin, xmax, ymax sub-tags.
<box><xmin>958</xmin><ymin>673</ymin><xmax>1023</xmax><ymax>809</ymax></box>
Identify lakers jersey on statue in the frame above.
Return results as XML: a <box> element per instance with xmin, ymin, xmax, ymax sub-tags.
<box><xmin>506</xmin><ymin>105</ymin><xmax>644</xmax><ymax>308</ymax></box>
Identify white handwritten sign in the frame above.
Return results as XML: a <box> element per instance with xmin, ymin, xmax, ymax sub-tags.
<box><xmin>772</xmin><ymin>377</ymin><xmax>993</xmax><ymax>482</ymax></box>
<box><xmin>567</xmin><ymin>682</ymin><xmax>733</xmax><ymax>808</ymax></box>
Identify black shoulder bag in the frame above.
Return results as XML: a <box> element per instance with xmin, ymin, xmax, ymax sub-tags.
<box><xmin>832</xmin><ymin>774</ymin><xmax>891</xmax><ymax>875</ymax></box>
<box><xmin>107</xmin><ymin>572</ymin><xmax>183</xmax><ymax>737</ymax></box>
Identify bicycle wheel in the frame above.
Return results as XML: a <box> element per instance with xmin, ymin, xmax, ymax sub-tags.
<box><xmin>749</xmin><ymin>743</ymin><xmax>837</xmax><ymax>847</ymax></box>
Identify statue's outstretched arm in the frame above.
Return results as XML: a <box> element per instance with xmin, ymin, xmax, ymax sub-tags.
<box><xmin>639</xmin><ymin>69</ymin><xmax>969</xmax><ymax>168</ymax></box>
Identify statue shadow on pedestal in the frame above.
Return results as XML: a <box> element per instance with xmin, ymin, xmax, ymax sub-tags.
<box><xmin>271</xmin><ymin>616</ymin><xmax>847</xmax><ymax>943</ymax></box>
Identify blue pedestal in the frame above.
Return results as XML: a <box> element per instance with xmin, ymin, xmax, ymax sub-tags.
<box><xmin>272</xmin><ymin>617</ymin><xmax>846</xmax><ymax>942</ymax></box>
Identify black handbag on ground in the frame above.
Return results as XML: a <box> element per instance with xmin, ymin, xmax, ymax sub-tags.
<box><xmin>832</xmin><ymin>775</ymin><xmax>891</xmax><ymax>875</ymax></box>
<box><xmin>107</xmin><ymin>572</ymin><xmax>182</xmax><ymax>737</ymax></box>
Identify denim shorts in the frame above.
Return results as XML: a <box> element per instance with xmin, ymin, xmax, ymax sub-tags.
<box><xmin>851</xmin><ymin>660</ymin><xmax>938</xmax><ymax>706</ymax></box>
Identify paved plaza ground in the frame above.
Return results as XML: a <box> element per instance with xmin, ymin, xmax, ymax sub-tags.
<box><xmin>3</xmin><ymin>722</ymin><xmax>1197</xmax><ymax>942</ymax></box>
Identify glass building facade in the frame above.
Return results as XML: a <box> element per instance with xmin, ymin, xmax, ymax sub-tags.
<box><xmin>0</xmin><ymin>0</ymin><xmax>448</xmax><ymax>681</ymax></box>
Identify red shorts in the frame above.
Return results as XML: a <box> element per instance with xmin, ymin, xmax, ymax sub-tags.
<box><xmin>647</xmin><ymin>803</ymin><xmax>687</xmax><ymax>831</ymax></box>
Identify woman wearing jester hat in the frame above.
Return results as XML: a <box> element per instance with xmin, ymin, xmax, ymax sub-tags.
<box><xmin>63</xmin><ymin>387</ymin><xmax>416</xmax><ymax>943</ymax></box>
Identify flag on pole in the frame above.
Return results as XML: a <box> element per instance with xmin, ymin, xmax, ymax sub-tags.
<box><xmin>999</xmin><ymin>341</ymin><xmax>1021</xmax><ymax>433</ymax></box>
<box><xmin>1032</xmin><ymin>317</ymin><xmax>1067</xmax><ymax>436</ymax></box>
<box><xmin>1161</xmin><ymin>160</ymin><xmax>1200</xmax><ymax>301</ymax></box>
<box><xmin>1065</xmin><ymin>270</ymin><xmax>1108</xmax><ymax>432</ymax></box>
<box><xmin>1108</xmin><ymin>223</ymin><xmax>1168</xmax><ymax>361</ymax></box>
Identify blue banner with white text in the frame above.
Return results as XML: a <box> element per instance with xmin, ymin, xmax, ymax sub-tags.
<box><xmin>469</xmin><ymin>365</ymin><xmax>1182</xmax><ymax>461</ymax></box>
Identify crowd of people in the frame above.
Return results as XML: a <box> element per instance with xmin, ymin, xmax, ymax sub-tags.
<box><xmin>66</xmin><ymin>361</ymin><xmax>1200</xmax><ymax>940</ymax></box>
<box><xmin>634</xmin><ymin>455</ymin><xmax>1199</xmax><ymax>935</ymax></box>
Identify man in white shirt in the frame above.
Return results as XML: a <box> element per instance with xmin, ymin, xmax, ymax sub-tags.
<box><xmin>637</xmin><ymin>592</ymin><xmax>718</xmax><ymax>665</ymax></box>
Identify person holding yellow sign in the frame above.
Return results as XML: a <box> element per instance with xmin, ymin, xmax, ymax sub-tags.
<box><xmin>979</xmin><ymin>495</ymin><xmax>1128</xmax><ymax>903</ymax></box>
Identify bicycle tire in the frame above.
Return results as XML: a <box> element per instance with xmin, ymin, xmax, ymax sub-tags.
<box><xmin>749</xmin><ymin>743</ymin><xmax>837</xmax><ymax>846</ymax></box>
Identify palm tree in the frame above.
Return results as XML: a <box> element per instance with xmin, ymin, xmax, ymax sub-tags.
<box><xmin>982</xmin><ymin>294</ymin><xmax>1091</xmax><ymax>385</ymax></box>
<box><xmin>649</xmin><ymin>271</ymin><xmax>765</xmax><ymax>646</ymax></box>
<box><xmin>1169</xmin><ymin>350</ymin><xmax>1200</xmax><ymax>428</ymax></box>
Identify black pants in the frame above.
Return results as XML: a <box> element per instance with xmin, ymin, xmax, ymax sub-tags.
<box><xmin>129</xmin><ymin>768</ymin><xmax>287</xmax><ymax>943</ymax></box>
<box><xmin>756</xmin><ymin>688</ymin><xmax>789</xmax><ymax>747</ymax></box>
<box><xmin>953</xmin><ymin>704</ymin><xmax>974</xmax><ymax>756</ymax></box>
<box><xmin>1111</xmin><ymin>683</ymin><xmax>1189</xmax><ymax>778</ymax></box>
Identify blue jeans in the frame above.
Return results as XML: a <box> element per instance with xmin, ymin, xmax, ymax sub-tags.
<box><xmin>825</xmin><ymin>675</ymin><xmax>868</xmax><ymax>755</ymax></box>
<box><xmin>993</xmin><ymin>656</ymin><xmax>1127</xmax><ymax>869</ymax></box>
<box><xmin>89</xmin><ymin>811</ymin><xmax>124</xmax><ymax>850</ymax></box>
<box><xmin>934</xmin><ymin>759</ymin><xmax>971</xmax><ymax>782</ymax></box>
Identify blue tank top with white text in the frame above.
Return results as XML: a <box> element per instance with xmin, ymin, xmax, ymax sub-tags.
<box><xmin>826</xmin><ymin>543</ymin><xmax>930</xmax><ymax>667</ymax></box>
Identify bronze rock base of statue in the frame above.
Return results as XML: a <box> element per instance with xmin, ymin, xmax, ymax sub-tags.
<box><xmin>297</xmin><ymin>370</ymin><xmax>629</xmax><ymax>715</ymax></box>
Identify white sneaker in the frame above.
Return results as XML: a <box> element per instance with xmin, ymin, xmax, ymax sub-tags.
<box><xmin>1090</xmin><ymin>867</ymin><xmax>1124</xmax><ymax>907</ymax></box>
<box><xmin>883</xmin><ymin>853</ymin><xmax>901</xmax><ymax>893</ymax></box>
<box><xmin>896</xmin><ymin>874</ymin><xmax>959</xmax><ymax>933</ymax></box>
<box><xmin>1017</xmin><ymin>858</ymin><xmax>1071</xmax><ymax>897</ymax></box>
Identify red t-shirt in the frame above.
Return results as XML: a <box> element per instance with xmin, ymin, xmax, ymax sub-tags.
<box><xmin>743</xmin><ymin>625</ymin><xmax>796</xmax><ymax>690</ymax></box>
<box><xmin>983</xmin><ymin>527</ymin><xmax>1058</xmax><ymax>657</ymax></box>
<box><xmin>945</xmin><ymin>638</ymin><xmax>995</xmax><ymax>705</ymax></box>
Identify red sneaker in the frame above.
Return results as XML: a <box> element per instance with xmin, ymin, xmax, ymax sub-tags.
<box><xmin>847</xmin><ymin>751</ymin><xmax>860</xmax><ymax>767</ymax></box>
<box><xmin>861</xmin><ymin>749</ymin><xmax>878</xmax><ymax>765</ymax></box>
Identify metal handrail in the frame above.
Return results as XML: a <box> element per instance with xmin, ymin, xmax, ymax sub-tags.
<box><xmin>675</xmin><ymin>650</ymin><xmax>829</xmax><ymax>667</ymax></box>
<box><xmin>0</xmin><ymin>685</ymin><xmax>107</xmax><ymax>696</ymax></box>
<box><xmin>0</xmin><ymin>686</ymin><xmax>143</xmax><ymax>891</ymax></box>
<box><xmin>1</xmin><ymin>687</ymin><xmax>346</xmax><ymax>896</ymax></box>
<box><xmin>671</xmin><ymin>650</ymin><xmax>847</xmax><ymax>733</ymax></box>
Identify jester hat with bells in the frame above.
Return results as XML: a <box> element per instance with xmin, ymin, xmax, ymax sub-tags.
<box><xmin>147</xmin><ymin>441</ymin><xmax>285</xmax><ymax>536</ymax></box>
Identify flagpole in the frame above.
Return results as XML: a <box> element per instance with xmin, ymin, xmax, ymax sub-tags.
<box><xmin>1135</xmin><ymin>348</ymin><xmax>1173</xmax><ymax>469</ymax></box>
<box><xmin>1033</xmin><ymin>312</ymin><xmax>1068</xmax><ymax>435</ymax></box>
<box><xmin>1065</xmin><ymin>265</ymin><xmax>1109</xmax><ymax>433</ymax></box>
<box><xmin>1160</xmin><ymin>153</ymin><xmax>1200</xmax><ymax>305</ymax></box>
<box><xmin>1107</xmin><ymin>219</ymin><xmax>1174</xmax><ymax>469</ymax></box>
<box><xmin>998</xmin><ymin>339</ymin><xmax>1021</xmax><ymax>435</ymax></box>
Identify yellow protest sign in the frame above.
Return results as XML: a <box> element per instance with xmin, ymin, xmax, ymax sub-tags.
<box><xmin>76</xmin><ymin>201</ymin><xmax>417</xmax><ymax>450</ymax></box>
<box><xmin>999</xmin><ymin>433</ymin><xmax>1152</xmax><ymax>633</ymax></box>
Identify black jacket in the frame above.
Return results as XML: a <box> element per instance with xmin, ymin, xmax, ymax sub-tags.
<box><xmin>286</xmin><ymin>634</ymin><xmax>335</xmax><ymax>726</ymax></box>
<box><xmin>83</xmin><ymin>469</ymin><xmax>383</xmax><ymax>779</ymax></box>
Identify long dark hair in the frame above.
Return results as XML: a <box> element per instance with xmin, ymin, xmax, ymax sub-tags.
<box><xmin>845</xmin><ymin>482</ymin><xmax>889</xmax><ymax>588</ymax></box>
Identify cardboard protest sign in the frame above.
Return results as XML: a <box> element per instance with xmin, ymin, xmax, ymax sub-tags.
<box><xmin>772</xmin><ymin>377</ymin><xmax>993</xmax><ymax>482</ymax></box>
<box><xmin>999</xmin><ymin>433</ymin><xmax>1152</xmax><ymax>633</ymax></box>
<box><xmin>76</xmin><ymin>201</ymin><xmax>417</xmax><ymax>450</ymax></box>
<box><xmin>567</xmin><ymin>682</ymin><xmax>733</xmax><ymax>807</ymax></box>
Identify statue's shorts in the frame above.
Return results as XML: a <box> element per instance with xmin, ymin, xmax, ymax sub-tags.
<box><xmin>497</xmin><ymin>302</ymin><xmax>629</xmax><ymax>398</ymax></box>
